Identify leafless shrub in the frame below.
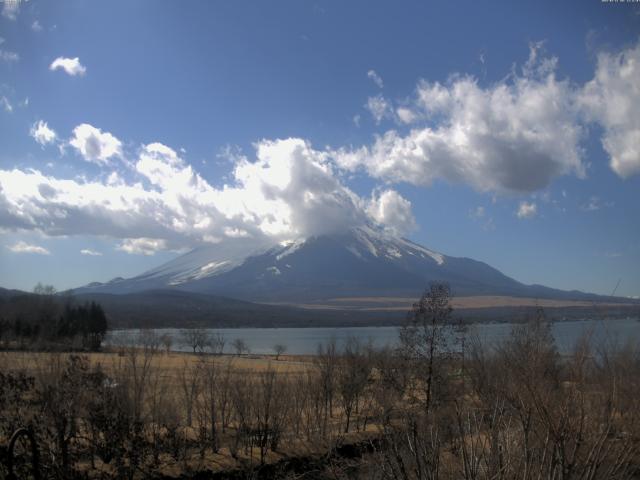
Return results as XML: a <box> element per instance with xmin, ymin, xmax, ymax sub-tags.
<box><xmin>273</xmin><ymin>343</ymin><xmax>288</xmax><ymax>360</ymax></box>
<box><xmin>232</xmin><ymin>337</ymin><xmax>250</xmax><ymax>356</ymax></box>
<box><xmin>181</xmin><ymin>328</ymin><xmax>211</xmax><ymax>354</ymax></box>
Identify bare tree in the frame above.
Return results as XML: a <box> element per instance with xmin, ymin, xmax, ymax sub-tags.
<box><xmin>180</xmin><ymin>328</ymin><xmax>210</xmax><ymax>354</ymax></box>
<box><xmin>232</xmin><ymin>338</ymin><xmax>249</xmax><ymax>356</ymax></box>
<box><xmin>337</xmin><ymin>336</ymin><xmax>370</xmax><ymax>433</ymax></box>
<box><xmin>208</xmin><ymin>332</ymin><xmax>226</xmax><ymax>355</ymax></box>
<box><xmin>33</xmin><ymin>282</ymin><xmax>57</xmax><ymax>296</ymax></box>
<box><xmin>314</xmin><ymin>338</ymin><xmax>338</xmax><ymax>437</ymax></box>
<box><xmin>138</xmin><ymin>329</ymin><xmax>161</xmax><ymax>355</ymax></box>
<box><xmin>196</xmin><ymin>356</ymin><xmax>220</xmax><ymax>453</ymax></box>
<box><xmin>160</xmin><ymin>333</ymin><xmax>173</xmax><ymax>355</ymax></box>
<box><xmin>273</xmin><ymin>343</ymin><xmax>287</xmax><ymax>360</ymax></box>
<box><xmin>399</xmin><ymin>282</ymin><xmax>458</xmax><ymax>414</ymax></box>
<box><xmin>178</xmin><ymin>360</ymin><xmax>200</xmax><ymax>427</ymax></box>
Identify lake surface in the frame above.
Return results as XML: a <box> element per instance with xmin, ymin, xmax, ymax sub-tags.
<box><xmin>106</xmin><ymin>317</ymin><xmax>640</xmax><ymax>355</ymax></box>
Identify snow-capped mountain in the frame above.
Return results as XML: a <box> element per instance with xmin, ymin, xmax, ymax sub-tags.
<box><xmin>75</xmin><ymin>226</ymin><xmax>601</xmax><ymax>303</ymax></box>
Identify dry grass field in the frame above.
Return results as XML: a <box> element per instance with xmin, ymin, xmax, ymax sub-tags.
<box><xmin>0</xmin><ymin>345</ymin><xmax>379</xmax><ymax>478</ymax></box>
<box><xmin>0</xmin><ymin>349</ymin><xmax>312</xmax><ymax>376</ymax></box>
<box><xmin>281</xmin><ymin>295</ymin><xmax>637</xmax><ymax>311</ymax></box>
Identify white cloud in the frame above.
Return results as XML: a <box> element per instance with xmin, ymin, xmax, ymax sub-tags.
<box><xmin>516</xmin><ymin>201</ymin><xmax>537</xmax><ymax>219</ymax></box>
<box><xmin>396</xmin><ymin>107</ymin><xmax>417</xmax><ymax>124</ymax></box>
<box><xmin>1</xmin><ymin>0</ymin><xmax>21</xmax><ymax>20</ymax></box>
<box><xmin>336</xmin><ymin>44</ymin><xmax>585</xmax><ymax>193</ymax></box>
<box><xmin>30</xmin><ymin>120</ymin><xmax>57</xmax><ymax>146</ymax></box>
<box><xmin>579</xmin><ymin>42</ymin><xmax>640</xmax><ymax>177</ymax></box>
<box><xmin>117</xmin><ymin>238</ymin><xmax>167</xmax><ymax>255</ymax></box>
<box><xmin>365</xmin><ymin>94</ymin><xmax>392</xmax><ymax>124</ymax></box>
<box><xmin>49</xmin><ymin>57</ymin><xmax>86</xmax><ymax>76</ymax></box>
<box><xmin>230</xmin><ymin>138</ymin><xmax>368</xmax><ymax>237</ymax></box>
<box><xmin>367</xmin><ymin>69</ymin><xmax>384</xmax><ymax>88</ymax></box>
<box><xmin>69</xmin><ymin>123</ymin><xmax>122</xmax><ymax>164</ymax></box>
<box><xmin>0</xmin><ymin>49</ymin><xmax>19</xmax><ymax>63</ymax></box>
<box><xmin>31</xmin><ymin>20</ymin><xmax>43</xmax><ymax>32</ymax></box>
<box><xmin>0</xmin><ymin>138</ymin><xmax>408</xmax><ymax>250</ymax></box>
<box><xmin>7</xmin><ymin>241</ymin><xmax>50</xmax><ymax>255</ymax></box>
<box><xmin>0</xmin><ymin>96</ymin><xmax>12</xmax><ymax>113</ymax></box>
<box><xmin>366</xmin><ymin>189</ymin><xmax>416</xmax><ymax>236</ymax></box>
<box><xmin>80</xmin><ymin>248</ymin><xmax>102</xmax><ymax>256</ymax></box>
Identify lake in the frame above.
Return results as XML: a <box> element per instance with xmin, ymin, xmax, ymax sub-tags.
<box><xmin>105</xmin><ymin>317</ymin><xmax>640</xmax><ymax>355</ymax></box>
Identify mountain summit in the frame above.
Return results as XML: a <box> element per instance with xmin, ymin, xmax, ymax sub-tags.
<box><xmin>75</xmin><ymin>226</ymin><xmax>605</xmax><ymax>303</ymax></box>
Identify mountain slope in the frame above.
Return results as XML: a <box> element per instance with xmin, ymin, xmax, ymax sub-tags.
<box><xmin>75</xmin><ymin>226</ymin><xmax>615</xmax><ymax>303</ymax></box>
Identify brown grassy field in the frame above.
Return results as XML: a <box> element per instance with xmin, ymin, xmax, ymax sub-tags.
<box><xmin>0</xmin><ymin>349</ymin><xmax>312</xmax><ymax>375</ymax></box>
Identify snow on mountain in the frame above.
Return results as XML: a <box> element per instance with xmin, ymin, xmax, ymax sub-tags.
<box><xmin>75</xmin><ymin>225</ymin><xmax>604</xmax><ymax>303</ymax></box>
<box><xmin>77</xmin><ymin>226</ymin><xmax>520</xmax><ymax>300</ymax></box>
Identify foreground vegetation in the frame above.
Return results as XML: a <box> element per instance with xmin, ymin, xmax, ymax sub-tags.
<box><xmin>1</xmin><ymin>284</ymin><xmax>640</xmax><ymax>479</ymax></box>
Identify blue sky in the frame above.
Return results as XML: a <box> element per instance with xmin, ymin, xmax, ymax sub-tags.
<box><xmin>0</xmin><ymin>0</ymin><xmax>639</xmax><ymax>297</ymax></box>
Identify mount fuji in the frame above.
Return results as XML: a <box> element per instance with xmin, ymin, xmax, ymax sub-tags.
<box><xmin>74</xmin><ymin>226</ymin><xmax>610</xmax><ymax>305</ymax></box>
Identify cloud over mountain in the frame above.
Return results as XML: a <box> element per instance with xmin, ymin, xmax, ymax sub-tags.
<box><xmin>0</xmin><ymin>137</ymin><xmax>412</xmax><ymax>253</ymax></box>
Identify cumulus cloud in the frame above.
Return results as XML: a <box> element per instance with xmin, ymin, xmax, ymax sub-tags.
<box><xmin>117</xmin><ymin>238</ymin><xmax>167</xmax><ymax>255</ymax></box>
<box><xmin>0</xmin><ymin>137</ymin><xmax>410</xmax><ymax>252</ymax></box>
<box><xmin>367</xmin><ymin>69</ymin><xmax>384</xmax><ymax>88</ymax></box>
<box><xmin>366</xmin><ymin>189</ymin><xmax>416</xmax><ymax>236</ymax></box>
<box><xmin>516</xmin><ymin>201</ymin><xmax>537</xmax><ymax>219</ymax></box>
<box><xmin>230</xmin><ymin>138</ymin><xmax>368</xmax><ymax>237</ymax></box>
<box><xmin>80</xmin><ymin>248</ymin><xmax>102</xmax><ymax>256</ymax></box>
<box><xmin>69</xmin><ymin>124</ymin><xmax>122</xmax><ymax>164</ymax></box>
<box><xmin>49</xmin><ymin>57</ymin><xmax>86</xmax><ymax>76</ymax></box>
<box><xmin>337</xmin><ymin>45</ymin><xmax>585</xmax><ymax>193</ymax></box>
<box><xmin>7</xmin><ymin>241</ymin><xmax>50</xmax><ymax>255</ymax></box>
<box><xmin>365</xmin><ymin>94</ymin><xmax>393</xmax><ymax>124</ymax></box>
<box><xmin>30</xmin><ymin>120</ymin><xmax>57</xmax><ymax>146</ymax></box>
<box><xmin>31</xmin><ymin>20</ymin><xmax>43</xmax><ymax>32</ymax></box>
<box><xmin>579</xmin><ymin>42</ymin><xmax>640</xmax><ymax>177</ymax></box>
